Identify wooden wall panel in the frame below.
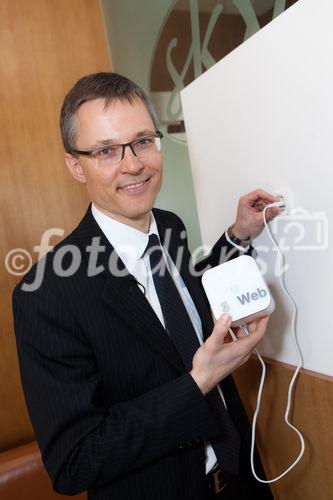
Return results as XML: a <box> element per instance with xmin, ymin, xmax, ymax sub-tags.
<box><xmin>234</xmin><ymin>358</ymin><xmax>333</xmax><ymax>500</ymax></box>
<box><xmin>0</xmin><ymin>0</ymin><xmax>111</xmax><ymax>451</ymax></box>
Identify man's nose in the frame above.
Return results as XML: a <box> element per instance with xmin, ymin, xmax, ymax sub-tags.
<box><xmin>120</xmin><ymin>144</ymin><xmax>144</xmax><ymax>172</ymax></box>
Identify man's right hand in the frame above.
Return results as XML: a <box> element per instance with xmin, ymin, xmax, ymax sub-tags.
<box><xmin>190</xmin><ymin>314</ymin><xmax>269</xmax><ymax>395</ymax></box>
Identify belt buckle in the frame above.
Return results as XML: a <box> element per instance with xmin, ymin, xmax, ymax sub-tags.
<box><xmin>212</xmin><ymin>467</ymin><xmax>229</xmax><ymax>494</ymax></box>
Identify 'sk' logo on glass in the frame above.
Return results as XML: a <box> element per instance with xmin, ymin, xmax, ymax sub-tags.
<box><xmin>149</xmin><ymin>0</ymin><xmax>298</xmax><ymax>143</ymax></box>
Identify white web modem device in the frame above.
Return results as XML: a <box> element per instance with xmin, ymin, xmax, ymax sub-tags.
<box><xmin>202</xmin><ymin>255</ymin><xmax>275</xmax><ymax>326</ymax></box>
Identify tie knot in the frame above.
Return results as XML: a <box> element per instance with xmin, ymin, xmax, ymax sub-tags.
<box><xmin>144</xmin><ymin>234</ymin><xmax>166</xmax><ymax>275</ymax></box>
<box><xmin>145</xmin><ymin>233</ymin><xmax>161</xmax><ymax>255</ymax></box>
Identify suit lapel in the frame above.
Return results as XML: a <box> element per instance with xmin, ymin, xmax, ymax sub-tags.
<box><xmin>101</xmin><ymin>272</ymin><xmax>185</xmax><ymax>373</ymax></box>
<box><xmin>75</xmin><ymin>206</ymin><xmax>185</xmax><ymax>373</ymax></box>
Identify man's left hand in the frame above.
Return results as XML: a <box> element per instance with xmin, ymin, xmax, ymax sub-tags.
<box><xmin>232</xmin><ymin>189</ymin><xmax>283</xmax><ymax>240</ymax></box>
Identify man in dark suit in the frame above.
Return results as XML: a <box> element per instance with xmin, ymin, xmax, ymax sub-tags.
<box><xmin>13</xmin><ymin>73</ymin><xmax>279</xmax><ymax>499</ymax></box>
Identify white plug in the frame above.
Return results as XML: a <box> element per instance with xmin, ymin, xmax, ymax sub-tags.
<box><xmin>264</xmin><ymin>195</ymin><xmax>286</xmax><ymax>210</ymax></box>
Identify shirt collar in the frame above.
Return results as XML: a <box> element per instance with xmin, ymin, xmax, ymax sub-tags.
<box><xmin>91</xmin><ymin>203</ymin><xmax>159</xmax><ymax>274</ymax></box>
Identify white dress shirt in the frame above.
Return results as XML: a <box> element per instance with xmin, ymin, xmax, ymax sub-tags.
<box><xmin>91</xmin><ymin>203</ymin><xmax>219</xmax><ymax>473</ymax></box>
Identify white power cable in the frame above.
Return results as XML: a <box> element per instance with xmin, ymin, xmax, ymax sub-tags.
<box><xmin>238</xmin><ymin>202</ymin><xmax>305</xmax><ymax>483</ymax></box>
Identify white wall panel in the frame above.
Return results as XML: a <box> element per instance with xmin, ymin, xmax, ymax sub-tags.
<box><xmin>181</xmin><ymin>0</ymin><xmax>333</xmax><ymax>376</ymax></box>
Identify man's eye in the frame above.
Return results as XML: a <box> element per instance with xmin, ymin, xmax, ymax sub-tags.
<box><xmin>95</xmin><ymin>147</ymin><xmax>116</xmax><ymax>158</ymax></box>
<box><xmin>100</xmin><ymin>147</ymin><xmax>113</xmax><ymax>156</ymax></box>
<box><xmin>136</xmin><ymin>137</ymin><xmax>154</xmax><ymax>147</ymax></box>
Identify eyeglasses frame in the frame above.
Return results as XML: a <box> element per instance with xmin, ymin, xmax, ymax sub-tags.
<box><xmin>70</xmin><ymin>130</ymin><xmax>163</xmax><ymax>163</ymax></box>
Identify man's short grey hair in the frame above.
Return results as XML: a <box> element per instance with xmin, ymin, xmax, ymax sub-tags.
<box><xmin>60</xmin><ymin>72</ymin><xmax>159</xmax><ymax>153</ymax></box>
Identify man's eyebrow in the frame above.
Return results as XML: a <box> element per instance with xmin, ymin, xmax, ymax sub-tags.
<box><xmin>133</xmin><ymin>129</ymin><xmax>156</xmax><ymax>138</ymax></box>
<box><xmin>91</xmin><ymin>130</ymin><xmax>156</xmax><ymax>149</ymax></box>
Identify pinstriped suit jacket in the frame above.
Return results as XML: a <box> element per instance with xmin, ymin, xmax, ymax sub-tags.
<box><xmin>13</xmin><ymin>205</ymin><xmax>271</xmax><ymax>500</ymax></box>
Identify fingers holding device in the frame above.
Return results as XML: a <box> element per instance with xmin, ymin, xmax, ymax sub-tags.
<box><xmin>253</xmin><ymin>194</ymin><xmax>286</xmax><ymax>211</ymax></box>
<box><xmin>232</xmin><ymin>190</ymin><xmax>286</xmax><ymax>240</ymax></box>
<box><xmin>190</xmin><ymin>313</ymin><xmax>269</xmax><ymax>396</ymax></box>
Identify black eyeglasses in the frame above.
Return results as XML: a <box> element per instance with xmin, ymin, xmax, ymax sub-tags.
<box><xmin>70</xmin><ymin>131</ymin><xmax>163</xmax><ymax>168</ymax></box>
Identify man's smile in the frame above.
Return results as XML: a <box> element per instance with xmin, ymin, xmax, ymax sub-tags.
<box><xmin>118</xmin><ymin>176</ymin><xmax>151</xmax><ymax>193</ymax></box>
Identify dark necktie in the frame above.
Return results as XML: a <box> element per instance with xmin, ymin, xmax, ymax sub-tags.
<box><xmin>145</xmin><ymin>234</ymin><xmax>241</xmax><ymax>475</ymax></box>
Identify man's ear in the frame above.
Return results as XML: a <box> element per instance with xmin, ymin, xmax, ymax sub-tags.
<box><xmin>65</xmin><ymin>153</ymin><xmax>86</xmax><ymax>183</ymax></box>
